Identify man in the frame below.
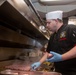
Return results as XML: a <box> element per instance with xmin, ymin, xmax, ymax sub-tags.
<box><xmin>31</xmin><ymin>10</ymin><xmax>76</xmax><ymax>75</ymax></box>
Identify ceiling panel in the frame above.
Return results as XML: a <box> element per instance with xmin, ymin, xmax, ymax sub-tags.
<box><xmin>31</xmin><ymin>0</ymin><xmax>76</xmax><ymax>19</ymax></box>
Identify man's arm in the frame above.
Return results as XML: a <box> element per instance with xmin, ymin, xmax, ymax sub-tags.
<box><xmin>39</xmin><ymin>52</ymin><xmax>52</xmax><ymax>63</ymax></box>
<box><xmin>62</xmin><ymin>46</ymin><xmax>76</xmax><ymax>60</ymax></box>
<box><xmin>31</xmin><ymin>52</ymin><xmax>52</xmax><ymax>70</ymax></box>
<box><xmin>46</xmin><ymin>46</ymin><xmax>76</xmax><ymax>62</ymax></box>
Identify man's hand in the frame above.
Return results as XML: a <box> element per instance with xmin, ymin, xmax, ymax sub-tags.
<box><xmin>46</xmin><ymin>51</ymin><xmax>62</xmax><ymax>62</ymax></box>
<box><xmin>31</xmin><ymin>62</ymin><xmax>41</xmax><ymax>70</ymax></box>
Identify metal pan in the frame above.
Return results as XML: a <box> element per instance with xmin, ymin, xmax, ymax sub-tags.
<box><xmin>21</xmin><ymin>71</ymin><xmax>62</xmax><ymax>75</ymax></box>
<box><xmin>0</xmin><ymin>70</ymin><xmax>62</xmax><ymax>75</ymax></box>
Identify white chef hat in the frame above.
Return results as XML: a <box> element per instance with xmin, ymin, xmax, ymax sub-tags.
<box><xmin>46</xmin><ymin>10</ymin><xmax>63</xmax><ymax>20</ymax></box>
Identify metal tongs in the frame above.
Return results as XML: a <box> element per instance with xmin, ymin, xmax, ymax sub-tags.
<box><xmin>30</xmin><ymin>65</ymin><xmax>36</xmax><ymax>71</ymax></box>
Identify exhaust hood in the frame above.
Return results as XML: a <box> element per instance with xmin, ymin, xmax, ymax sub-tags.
<box><xmin>0</xmin><ymin>0</ymin><xmax>49</xmax><ymax>46</ymax></box>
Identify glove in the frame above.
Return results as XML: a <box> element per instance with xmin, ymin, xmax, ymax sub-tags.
<box><xmin>31</xmin><ymin>62</ymin><xmax>41</xmax><ymax>70</ymax></box>
<box><xmin>46</xmin><ymin>51</ymin><xmax>62</xmax><ymax>62</ymax></box>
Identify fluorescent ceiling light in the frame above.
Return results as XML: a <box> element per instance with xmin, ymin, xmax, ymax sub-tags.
<box><xmin>68</xmin><ymin>21</ymin><xmax>75</xmax><ymax>25</ymax></box>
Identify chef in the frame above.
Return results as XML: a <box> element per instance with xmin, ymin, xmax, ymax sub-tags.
<box><xmin>31</xmin><ymin>10</ymin><xmax>76</xmax><ymax>75</ymax></box>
